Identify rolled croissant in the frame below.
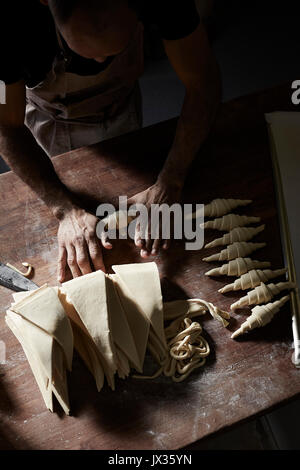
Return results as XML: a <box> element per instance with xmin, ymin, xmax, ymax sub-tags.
<box><xmin>231</xmin><ymin>295</ymin><xmax>290</xmax><ymax>339</ymax></box>
<box><xmin>203</xmin><ymin>241</ymin><xmax>266</xmax><ymax>262</ymax></box>
<box><xmin>188</xmin><ymin>198</ymin><xmax>252</xmax><ymax>219</ymax></box>
<box><xmin>201</xmin><ymin>214</ymin><xmax>261</xmax><ymax>231</ymax></box>
<box><xmin>205</xmin><ymin>257</ymin><xmax>271</xmax><ymax>277</ymax></box>
<box><xmin>231</xmin><ymin>281</ymin><xmax>295</xmax><ymax>310</ymax></box>
<box><xmin>205</xmin><ymin>225</ymin><xmax>265</xmax><ymax>249</ymax></box>
<box><xmin>219</xmin><ymin>268</ymin><xmax>287</xmax><ymax>293</ymax></box>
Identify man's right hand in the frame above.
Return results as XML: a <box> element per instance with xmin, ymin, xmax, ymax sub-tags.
<box><xmin>57</xmin><ymin>207</ymin><xmax>106</xmax><ymax>283</ymax></box>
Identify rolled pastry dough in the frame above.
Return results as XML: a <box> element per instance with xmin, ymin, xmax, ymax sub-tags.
<box><xmin>205</xmin><ymin>257</ymin><xmax>271</xmax><ymax>277</ymax></box>
<box><xmin>201</xmin><ymin>214</ymin><xmax>261</xmax><ymax>231</ymax></box>
<box><xmin>231</xmin><ymin>295</ymin><xmax>290</xmax><ymax>338</ymax></box>
<box><xmin>219</xmin><ymin>268</ymin><xmax>287</xmax><ymax>293</ymax></box>
<box><xmin>187</xmin><ymin>198</ymin><xmax>252</xmax><ymax>220</ymax></box>
<box><xmin>203</xmin><ymin>241</ymin><xmax>266</xmax><ymax>263</ymax></box>
<box><xmin>205</xmin><ymin>225</ymin><xmax>265</xmax><ymax>249</ymax></box>
<box><xmin>230</xmin><ymin>281</ymin><xmax>295</xmax><ymax>310</ymax></box>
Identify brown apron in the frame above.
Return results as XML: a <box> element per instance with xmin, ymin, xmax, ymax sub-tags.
<box><xmin>25</xmin><ymin>23</ymin><xmax>144</xmax><ymax>156</ymax></box>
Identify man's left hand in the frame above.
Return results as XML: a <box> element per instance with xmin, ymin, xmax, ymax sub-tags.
<box><xmin>128</xmin><ymin>180</ymin><xmax>182</xmax><ymax>258</ymax></box>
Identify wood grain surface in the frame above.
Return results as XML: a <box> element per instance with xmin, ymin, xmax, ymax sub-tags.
<box><xmin>0</xmin><ymin>83</ymin><xmax>299</xmax><ymax>450</ymax></box>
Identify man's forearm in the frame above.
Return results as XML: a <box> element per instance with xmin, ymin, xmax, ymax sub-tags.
<box><xmin>0</xmin><ymin>124</ymin><xmax>77</xmax><ymax>218</ymax></box>
<box><xmin>158</xmin><ymin>57</ymin><xmax>221</xmax><ymax>188</ymax></box>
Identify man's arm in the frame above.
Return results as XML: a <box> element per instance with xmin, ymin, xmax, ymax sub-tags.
<box><xmin>0</xmin><ymin>80</ymin><xmax>105</xmax><ymax>280</ymax></box>
<box><xmin>129</xmin><ymin>23</ymin><xmax>221</xmax><ymax>257</ymax></box>
<box><xmin>158</xmin><ymin>22</ymin><xmax>221</xmax><ymax>185</ymax></box>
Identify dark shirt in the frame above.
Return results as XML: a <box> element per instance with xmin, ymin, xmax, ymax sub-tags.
<box><xmin>0</xmin><ymin>0</ymin><xmax>200</xmax><ymax>88</ymax></box>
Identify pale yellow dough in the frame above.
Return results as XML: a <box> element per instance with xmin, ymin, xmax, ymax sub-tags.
<box><xmin>7</xmin><ymin>262</ymin><xmax>232</xmax><ymax>408</ymax></box>
<box><xmin>203</xmin><ymin>241</ymin><xmax>266</xmax><ymax>263</ymax></box>
<box><xmin>205</xmin><ymin>225</ymin><xmax>265</xmax><ymax>249</ymax></box>
<box><xmin>205</xmin><ymin>257</ymin><xmax>271</xmax><ymax>277</ymax></box>
<box><xmin>231</xmin><ymin>295</ymin><xmax>290</xmax><ymax>338</ymax></box>
<box><xmin>219</xmin><ymin>268</ymin><xmax>287</xmax><ymax>293</ymax></box>
<box><xmin>112</xmin><ymin>262</ymin><xmax>167</xmax><ymax>363</ymax></box>
<box><xmin>7</xmin><ymin>285</ymin><xmax>73</xmax><ymax>414</ymax></box>
<box><xmin>187</xmin><ymin>198</ymin><xmax>252</xmax><ymax>220</ymax></box>
<box><xmin>202</xmin><ymin>214</ymin><xmax>261</xmax><ymax>231</ymax></box>
<box><xmin>61</xmin><ymin>270</ymin><xmax>117</xmax><ymax>390</ymax></box>
<box><xmin>230</xmin><ymin>281</ymin><xmax>295</xmax><ymax>310</ymax></box>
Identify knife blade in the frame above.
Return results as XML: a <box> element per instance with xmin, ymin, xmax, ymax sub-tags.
<box><xmin>0</xmin><ymin>262</ymin><xmax>38</xmax><ymax>292</ymax></box>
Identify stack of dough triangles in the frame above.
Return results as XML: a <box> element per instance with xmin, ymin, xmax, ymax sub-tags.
<box><xmin>6</xmin><ymin>285</ymin><xmax>74</xmax><ymax>415</ymax></box>
<box><xmin>60</xmin><ymin>262</ymin><xmax>167</xmax><ymax>391</ymax></box>
<box><xmin>112</xmin><ymin>263</ymin><xmax>167</xmax><ymax>364</ymax></box>
<box><xmin>6</xmin><ymin>262</ymin><xmax>231</xmax><ymax>412</ymax></box>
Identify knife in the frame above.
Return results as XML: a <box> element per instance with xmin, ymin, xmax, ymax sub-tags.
<box><xmin>0</xmin><ymin>262</ymin><xmax>38</xmax><ymax>292</ymax></box>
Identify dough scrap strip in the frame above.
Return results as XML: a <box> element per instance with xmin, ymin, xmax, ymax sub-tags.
<box><xmin>133</xmin><ymin>318</ymin><xmax>210</xmax><ymax>383</ymax></box>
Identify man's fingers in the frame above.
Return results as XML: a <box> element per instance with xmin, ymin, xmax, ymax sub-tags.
<box><xmin>87</xmin><ymin>237</ymin><xmax>106</xmax><ymax>272</ymax></box>
<box><xmin>63</xmin><ymin>264</ymin><xmax>73</xmax><ymax>282</ymax></box>
<box><xmin>134</xmin><ymin>222</ymin><xmax>144</xmax><ymax>248</ymax></box>
<box><xmin>67</xmin><ymin>244</ymin><xmax>82</xmax><ymax>278</ymax></box>
<box><xmin>101</xmin><ymin>230</ymin><xmax>113</xmax><ymax>249</ymax></box>
<box><xmin>141</xmin><ymin>235</ymin><xmax>152</xmax><ymax>258</ymax></box>
<box><xmin>151</xmin><ymin>238</ymin><xmax>161</xmax><ymax>256</ymax></box>
<box><xmin>75</xmin><ymin>238</ymin><xmax>93</xmax><ymax>275</ymax></box>
<box><xmin>57</xmin><ymin>245</ymin><xmax>67</xmax><ymax>283</ymax></box>
<box><xmin>163</xmin><ymin>239</ymin><xmax>170</xmax><ymax>250</ymax></box>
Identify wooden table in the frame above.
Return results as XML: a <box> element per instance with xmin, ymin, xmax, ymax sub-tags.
<box><xmin>0</xmin><ymin>83</ymin><xmax>299</xmax><ymax>450</ymax></box>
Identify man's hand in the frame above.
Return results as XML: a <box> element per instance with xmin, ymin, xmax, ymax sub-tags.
<box><xmin>128</xmin><ymin>180</ymin><xmax>182</xmax><ymax>258</ymax></box>
<box><xmin>57</xmin><ymin>207</ymin><xmax>105</xmax><ymax>282</ymax></box>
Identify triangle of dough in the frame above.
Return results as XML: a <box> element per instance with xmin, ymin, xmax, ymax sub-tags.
<box><xmin>67</xmin><ymin>318</ymin><xmax>105</xmax><ymax>392</ymax></box>
<box><xmin>112</xmin><ymin>262</ymin><xmax>167</xmax><ymax>350</ymax></box>
<box><xmin>51</xmin><ymin>341</ymin><xmax>70</xmax><ymax>415</ymax></box>
<box><xmin>11</xmin><ymin>286</ymin><xmax>73</xmax><ymax>371</ymax></box>
<box><xmin>61</xmin><ymin>270</ymin><xmax>117</xmax><ymax>389</ymax></box>
<box><xmin>58</xmin><ymin>289</ymin><xmax>106</xmax><ymax>391</ymax></box>
<box><xmin>6</xmin><ymin>311</ymin><xmax>54</xmax><ymax>413</ymax></box>
<box><xmin>114</xmin><ymin>345</ymin><xmax>130</xmax><ymax>379</ymax></box>
<box><xmin>106</xmin><ymin>275</ymin><xmax>142</xmax><ymax>372</ymax></box>
<box><xmin>12</xmin><ymin>290</ymin><xmax>33</xmax><ymax>304</ymax></box>
<box><xmin>110</xmin><ymin>273</ymin><xmax>150</xmax><ymax>369</ymax></box>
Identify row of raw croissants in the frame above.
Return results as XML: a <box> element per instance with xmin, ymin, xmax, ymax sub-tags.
<box><xmin>195</xmin><ymin>197</ymin><xmax>296</xmax><ymax>339</ymax></box>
